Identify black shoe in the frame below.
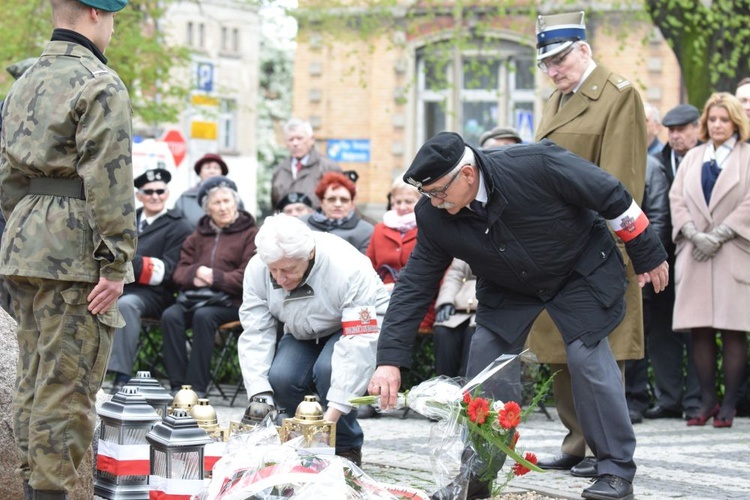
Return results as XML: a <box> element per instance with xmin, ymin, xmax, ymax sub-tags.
<box><xmin>570</xmin><ymin>457</ymin><xmax>597</xmax><ymax>478</ymax></box>
<box><xmin>537</xmin><ymin>453</ymin><xmax>584</xmax><ymax>471</ymax></box>
<box><xmin>109</xmin><ymin>380</ymin><xmax>127</xmax><ymax>396</ymax></box>
<box><xmin>628</xmin><ymin>409</ymin><xmax>643</xmax><ymax>424</ymax></box>
<box><xmin>431</xmin><ymin>473</ymin><xmax>491</xmax><ymax>500</ymax></box>
<box><xmin>335</xmin><ymin>446</ymin><xmax>362</xmax><ymax>467</ymax></box>
<box><xmin>581</xmin><ymin>474</ymin><xmax>633</xmax><ymax>499</ymax></box>
<box><xmin>683</xmin><ymin>409</ymin><xmax>700</xmax><ymax>421</ymax></box>
<box><xmin>644</xmin><ymin>405</ymin><xmax>682</xmax><ymax>419</ymax></box>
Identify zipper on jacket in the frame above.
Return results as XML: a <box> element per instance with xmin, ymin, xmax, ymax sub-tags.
<box><xmin>210</xmin><ymin>232</ymin><xmax>220</xmax><ymax>267</ymax></box>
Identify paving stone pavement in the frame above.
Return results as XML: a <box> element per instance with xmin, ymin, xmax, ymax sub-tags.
<box><xmin>209</xmin><ymin>394</ymin><xmax>750</xmax><ymax>499</ymax></box>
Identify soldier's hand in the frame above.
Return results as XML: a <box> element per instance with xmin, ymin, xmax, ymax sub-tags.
<box><xmin>87</xmin><ymin>277</ymin><xmax>124</xmax><ymax>315</ymax></box>
<box><xmin>637</xmin><ymin>261</ymin><xmax>669</xmax><ymax>293</ymax></box>
<box><xmin>369</xmin><ymin>365</ymin><xmax>401</xmax><ymax>410</ymax></box>
<box><xmin>435</xmin><ymin>304</ymin><xmax>456</xmax><ymax>323</ymax></box>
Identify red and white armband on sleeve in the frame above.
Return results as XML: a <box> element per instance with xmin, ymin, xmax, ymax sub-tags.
<box><xmin>342</xmin><ymin>305</ymin><xmax>379</xmax><ymax>336</ymax></box>
<box><xmin>606</xmin><ymin>200</ymin><xmax>650</xmax><ymax>242</ymax></box>
<box><xmin>136</xmin><ymin>257</ymin><xmax>166</xmax><ymax>286</ymax></box>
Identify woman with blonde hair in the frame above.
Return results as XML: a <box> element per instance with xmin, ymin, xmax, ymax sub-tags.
<box><xmin>670</xmin><ymin>92</ymin><xmax>750</xmax><ymax>428</ymax></box>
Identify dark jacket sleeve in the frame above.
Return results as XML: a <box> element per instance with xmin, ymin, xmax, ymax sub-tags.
<box><xmin>377</xmin><ymin>200</ymin><xmax>453</xmax><ymax>369</ymax></box>
<box><xmin>642</xmin><ymin>155</ymin><xmax>671</xmax><ymax>249</ymax></box>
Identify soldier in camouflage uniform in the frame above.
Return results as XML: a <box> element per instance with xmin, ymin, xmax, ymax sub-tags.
<box><xmin>0</xmin><ymin>0</ymin><xmax>135</xmax><ymax>497</ymax></box>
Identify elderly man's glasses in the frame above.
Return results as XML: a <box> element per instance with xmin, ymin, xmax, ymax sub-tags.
<box><xmin>418</xmin><ymin>168</ymin><xmax>462</xmax><ymax>199</ymax></box>
<box><xmin>536</xmin><ymin>44</ymin><xmax>577</xmax><ymax>72</ymax></box>
<box><xmin>139</xmin><ymin>189</ymin><xmax>167</xmax><ymax>196</ymax></box>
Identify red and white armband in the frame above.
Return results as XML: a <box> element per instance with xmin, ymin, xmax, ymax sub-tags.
<box><xmin>342</xmin><ymin>305</ymin><xmax>379</xmax><ymax>336</ymax></box>
<box><xmin>606</xmin><ymin>200</ymin><xmax>650</xmax><ymax>242</ymax></box>
<box><xmin>136</xmin><ymin>257</ymin><xmax>166</xmax><ymax>286</ymax></box>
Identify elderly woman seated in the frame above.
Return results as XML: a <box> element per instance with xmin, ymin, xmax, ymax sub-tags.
<box><xmin>238</xmin><ymin>214</ymin><xmax>390</xmax><ymax>466</ymax></box>
<box><xmin>301</xmin><ymin>171</ymin><xmax>373</xmax><ymax>253</ymax></box>
<box><xmin>161</xmin><ymin>176</ymin><xmax>259</xmax><ymax>397</ymax></box>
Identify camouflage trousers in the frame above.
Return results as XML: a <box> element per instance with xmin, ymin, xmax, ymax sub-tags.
<box><xmin>6</xmin><ymin>277</ymin><xmax>115</xmax><ymax>492</ymax></box>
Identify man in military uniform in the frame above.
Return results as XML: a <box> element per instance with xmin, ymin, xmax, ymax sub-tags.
<box><xmin>0</xmin><ymin>0</ymin><xmax>136</xmax><ymax>497</ymax></box>
<box><xmin>530</xmin><ymin>11</ymin><xmax>648</xmax><ymax>483</ymax></box>
<box><xmin>369</xmin><ymin>133</ymin><xmax>668</xmax><ymax>500</ymax></box>
<box><xmin>107</xmin><ymin>169</ymin><xmax>193</xmax><ymax>393</ymax></box>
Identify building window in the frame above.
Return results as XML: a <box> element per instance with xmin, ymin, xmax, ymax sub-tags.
<box><xmin>416</xmin><ymin>42</ymin><xmax>535</xmax><ymax>146</ymax></box>
<box><xmin>219</xmin><ymin>99</ymin><xmax>237</xmax><ymax>152</ymax></box>
<box><xmin>232</xmin><ymin>28</ymin><xmax>240</xmax><ymax>52</ymax></box>
<box><xmin>198</xmin><ymin>23</ymin><xmax>205</xmax><ymax>49</ymax></box>
<box><xmin>221</xmin><ymin>27</ymin><xmax>228</xmax><ymax>51</ymax></box>
<box><xmin>187</xmin><ymin>22</ymin><xmax>194</xmax><ymax>46</ymax></box>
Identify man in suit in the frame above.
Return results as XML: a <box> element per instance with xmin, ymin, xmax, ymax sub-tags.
<box><xmin>737</xmin><ymin>77</ymin><xmax>750</xmax><ymax>121</ymax></box>
<box><xmin>271</xmin><ymin>118</ymin><xmax>340</xmax><ymax>209</ymax></box>
<box><xmin>530</xmin><ymin>11</ymin><xmax>648</xmax><ymax>479</ymax></box>
<box><xmin>107</xmin><ymin>169</ymin><xmax>193</xmax><ymax>392</ymax></box>
<box><xmin>369</xmin><ymin>133</ymin><xmax>668</xmax><ymax>500</ymax></box>
<box><xmin>641</xmin><ymin>105</ymin><xmax>703</xmax><ymax>420</ymax></box>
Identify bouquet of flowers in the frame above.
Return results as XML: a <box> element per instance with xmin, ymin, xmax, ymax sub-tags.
<box><xmin>351</xmin><ymin>353</ymin><xmax>551</xmax><ymax>496</ymax></box>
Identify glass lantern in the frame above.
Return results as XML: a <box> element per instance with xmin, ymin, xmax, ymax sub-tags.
<box><xmin>279</xmin><ymin>395</ymin><xmax>336</xmax><ymax>454</ymax></box>
<box><xmin>124</xmin><ymin>371</ymin><xmax>173</xmax><ymax>419</ymax></box>
<box><xmin>171</xmin><ymin>385</ymin><xmax>199</xmax><ymax>414</ymax></box>
<box><xmin>190</xmin><ymin>398</ymin><xmax>227</xmax><ymax>477</ymax></box>
<box><xmin>146</xmin><ymin>409</ymin><xmax>212</xmax><ymax>498</ymax></box>
<box><xmin>94</xmin><ymin>386</ymin><xmax>161</xmax><ymax>499</ymax></box>
<box><xmin>228</xmin><ymin>395</ymin><xmax>278</xmax><ymax>436</ymax></box>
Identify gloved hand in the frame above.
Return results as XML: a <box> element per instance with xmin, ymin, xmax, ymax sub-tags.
<box><xmin>680</xmin><ymin>221</ymin><xmax>698</xmax><ymax>240</ymax></box>
<box><xmin>709</xmin><ymin>224</ymin><xmax>735</xmax><ymax>244</ymax></box>
<box><xmin>435</xmin><ymin>304</ymin><xmax>456</xmax><ymax>323</ymax></box>
<box><xmin>691</xmin><ymin>232</ymin><xmax>721</xmax><ymax>261</ymax></box>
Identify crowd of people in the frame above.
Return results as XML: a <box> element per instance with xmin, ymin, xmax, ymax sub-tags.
<box><xmin>1</xmin><ymin>2</ymin><xmax>749</xmax><ymax>499</ymax></box>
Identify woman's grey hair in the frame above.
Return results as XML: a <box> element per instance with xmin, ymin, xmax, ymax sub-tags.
<box><xmin>201</xmin><ymin>186</ymin><xmax>241</xmax><ymax>213</ymax></box>
<box><xmin>256</xmin><ymin>214</ymin><xmax>315</xmax><ymax>264</ymax></box>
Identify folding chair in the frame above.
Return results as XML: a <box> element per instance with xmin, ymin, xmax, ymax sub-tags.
<box><xmin>206</xmin><ymin>320</ymin><xmax>243</xmax><ymax>399</ymax></box>
<box><xmin>134</xmin><ymin>318</ymin><xmax>166</xmax><ymax>378</ymax></box>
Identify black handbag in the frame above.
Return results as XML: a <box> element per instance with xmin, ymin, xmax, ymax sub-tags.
<box><xmin>176</xmin><ymin>288</ymin><xmax>234</xmax><ymax>312</ymax></box>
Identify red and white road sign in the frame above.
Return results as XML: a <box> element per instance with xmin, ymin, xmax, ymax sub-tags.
<box><xmin>160</xmin><ymin>128</ymin><xmax>187</xmax><ymax>167</ymax></box>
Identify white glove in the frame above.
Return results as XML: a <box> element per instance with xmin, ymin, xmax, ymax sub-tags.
<box><xmin>691</xmin><ymin>232</ymin><xmax>721</xmax><ymax>261</ymax></box>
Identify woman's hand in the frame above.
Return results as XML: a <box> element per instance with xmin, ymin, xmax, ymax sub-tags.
<box><xmin>193</xmin><ymin>266</ymin><xmax>214</xmax><ymax>287</ymax></box>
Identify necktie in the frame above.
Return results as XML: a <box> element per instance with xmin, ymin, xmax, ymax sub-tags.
<box><xmin>295</xmin><ymin>159</ymin><xmax>303</xmax><ymax>176</ymax></box>
<box><xmin>558</xmin><ymin>92</ymin><xmax>572</xmax><ymax>110</ymax></box>
<box><xmin>139</xmin><ymin>219</ymin><xmax>149</xmax><ymax>234</ymax></box>
<box><xmin>469</xmin><ymin>200</ymin><xmax>488</xmax><ymax>218</ymax></box>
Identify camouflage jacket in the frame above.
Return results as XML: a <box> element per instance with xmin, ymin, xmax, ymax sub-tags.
<box><xmin>0</xmin><ymin>41</ymin><xmax>136</xmax><ymax>283</ymax></box>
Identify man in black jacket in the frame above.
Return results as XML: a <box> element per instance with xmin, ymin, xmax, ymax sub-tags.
<box><xmin>107</xmin><ymin>169</ymin><xmax>193</xmax><ymax>392</ymax></box>
<box><xmin>369</xmin><ymin>132</ymin><xmax>668</xmax><ymax>500</ymax></box>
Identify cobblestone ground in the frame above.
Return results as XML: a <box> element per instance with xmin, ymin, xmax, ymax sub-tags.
<box><xmin>212</xmin><ymin>393</ymin><xmax>750</xmax><ymax>499</ymax></box>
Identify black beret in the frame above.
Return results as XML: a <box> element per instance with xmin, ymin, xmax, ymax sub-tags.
<box><xmin>662</xmin><ymin>104</ymin><xmax>700</xmax><ymax>127</ymax></box>
<box><xmin>404</xmin><ymin>132</ymin><xmax>465</xmax><ymax>188</ymax></box>
<box><xmin>134</xmin><ymin>168</ymin><xmax>171</xmax><ymax>189</ymax></box>
<box><xmin>342</xmin><ymin>170</ymin><xmax>359</xmax><ymax>184</ymax></box>
<box><xmin>198</xmin><ymin>176</ymin><xmax>238</xmax><ymax>207</ymax></box>
<box><xmin>276</xmin><ymin>192</ymin><xmax>314</xmax><ymax>211</ymax></box>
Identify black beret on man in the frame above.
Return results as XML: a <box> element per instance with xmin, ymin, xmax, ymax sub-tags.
<box><xmin>77</xmin><ymin>0</ymin><xmax>128</xmax><ymax>12</ymax></box>
<box><xmin>662</xmin><ymin>104</ymin><xmax>700</xmax><ymax>127</ymax></box>
<box><xmin>276</xmin><ymin>191</ymin><xmax>314</xmax><ymax>212</ymax></box>
<box><xmin>198</xmin><ymin>175</ymin><xmax>238</xmax><ymax>207</ymax></box>
<box><xmin>404</xmin><ymin>132</ymin><xmax>466</xmax><ymax>188</ymax></box>
<box><xmin>134</xmin><ymin>168</ymin><xmax>171</xmax><ymax>189</ymax></box>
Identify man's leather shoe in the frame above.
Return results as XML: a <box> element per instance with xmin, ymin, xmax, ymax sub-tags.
<box><xmin>582</xmin><ymin>474</ymin><xmax>634</xmax><ymax>500</ymax></box>
<box><xmin>570</xmin><ymin>457</ymin><xmax>597</xmax><ymax>478</ymax></box>
<box><xmin>431</xmin><ymin>472</ymin><xmax>490</xmax><ymax>500</ymax></box>
<box><xmin>537</xmin><ymin>453</ymin><xmax>584</xmax><ymax>471</ymax></box>
<box><xmin>628</xmin><ymin>409</ymin><xmax>643</xmax><ymax>424</ymax></box>
<box><xmin>644</xmin><ymin>405</ymin><xmax>682</xmax><ymax>419</ymax></box>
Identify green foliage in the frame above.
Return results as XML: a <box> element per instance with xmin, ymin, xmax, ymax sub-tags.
<box><xmin>645</xmin><ymin>0</ymin><xmax>750</xmax><ymax>106</ymax></box>
<box><xmin>0</xmin><ymin>0</ymin><xmax>190</xmax><ymax>124</ymax></box>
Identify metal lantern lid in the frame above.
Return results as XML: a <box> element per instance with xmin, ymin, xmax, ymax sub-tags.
<box><xmin>190</xmin><ymin>399</ymin><xmax>219</xmax><ymax>432</ymax></box>
<box><xmin>294</xmin><ymin>395</ymin><xmax>324</xmax><ymax>421</ymax></box>
<box><xmin>146</xmin><ymin>409</ymin><xmax>212</xmax><ymax>448</ymax></box>
<box><xmin>99</xmin><ymin>386</ymin><xmax>161</xmax><ymax>423</ymax></box>
<box><xmin>124</xmin><ymin>371</ymin><xmax>173</xmax><ymax>407</ymax></box>
<box><xmin>172</xmin><ymin>385</ymin><xmax>199</xmax><ymax>410</ymax></box>
<box><xmin>241</xmin><ymin>395</ymin><xmax>275</xmax><ymax>425</ymax></box>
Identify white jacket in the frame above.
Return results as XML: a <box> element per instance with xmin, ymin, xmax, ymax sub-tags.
<box><xmin>238</xmin><ymin>232</ymin><xmax>390</xmax><ymax>412</ymax></box>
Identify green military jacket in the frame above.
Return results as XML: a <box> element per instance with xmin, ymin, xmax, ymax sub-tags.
<box><xmin>0</xmin><ymin>41</ymin><xmax>136</xmax><ymax>284</ymax></box>
<box><xmin>529</xmin><ymin>64</ymin><xmax>648</xmax><ymax>363</ymax></box>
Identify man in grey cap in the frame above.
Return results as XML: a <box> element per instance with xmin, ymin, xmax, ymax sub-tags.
<box><xmin>0</xmin><ymin>0</ymin><xmax>134</xmax><ymax>496</ymax></box>
<box><xmin>531</xmin><ymin>11</ymin><xmax>648</xmax><ymax>482</ymax></box>
<box><xmin>370</xmin><ymin>132</ymin><xmax>668</xmax><ymax>500</ymax></box>
<box><xmin>641</xmin><ymin>104</ymin><xmax>702</xmax><ymax>422</ymax></box>
<box><xmin>479</xmin><ymin>126</ymin><xmax>523</xmax><ymax>148</ymax></box>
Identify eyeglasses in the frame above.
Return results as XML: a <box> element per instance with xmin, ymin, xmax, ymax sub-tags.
<box><xmin>418</xmin><ymin>168</ymin><xmax>462</xmax><ymax>199</ymax></box>
<box><xmin>323</xmin><ymin>196</ymin><xmax>352</xmax><ymax>204</ymax></box>
<box><xmin>536</xmin><ymin>44</ymin><xmax>577</xmax><ymax>72</ymax></box>
<box><xmin>139</xmin><ymin>189</ymin><xmax>167</xmax><ymax>196</ymax></box>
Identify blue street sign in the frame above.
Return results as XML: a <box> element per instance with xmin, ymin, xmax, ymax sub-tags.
<box><xmin>327</xmin><ymin>139</ymin><xmax>371</xmax><ymax>163</ymax></box>
<box><xmin>515</xmin><ymin>110</ymin><xmax>534</xmax><ymax>143</ymax></box>
<box><xmin>196</xmin><ymin>62</ymin><xmax>214</xmax><ymax>92</ymax></box>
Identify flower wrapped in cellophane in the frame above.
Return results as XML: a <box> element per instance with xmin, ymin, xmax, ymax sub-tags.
<box><xmin>202</xmin><ymin>415</ymin><xmax>429</xmax><ymax>500</ymax></box>
<box><xmin>350</xmin><ymin>352</ymin><xmax>552</xmax><ymax>496</ymax></box>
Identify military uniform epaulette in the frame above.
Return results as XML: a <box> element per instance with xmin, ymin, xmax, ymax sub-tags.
<box><xmin>78</xmin><ymin>54</ymin><xmax>112</xmax><ymax>78</ymax></box>
<box><xmin>608</xmin><ymin>73</ymin><xmax>632</xmax><ymax>92</ymax></box>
